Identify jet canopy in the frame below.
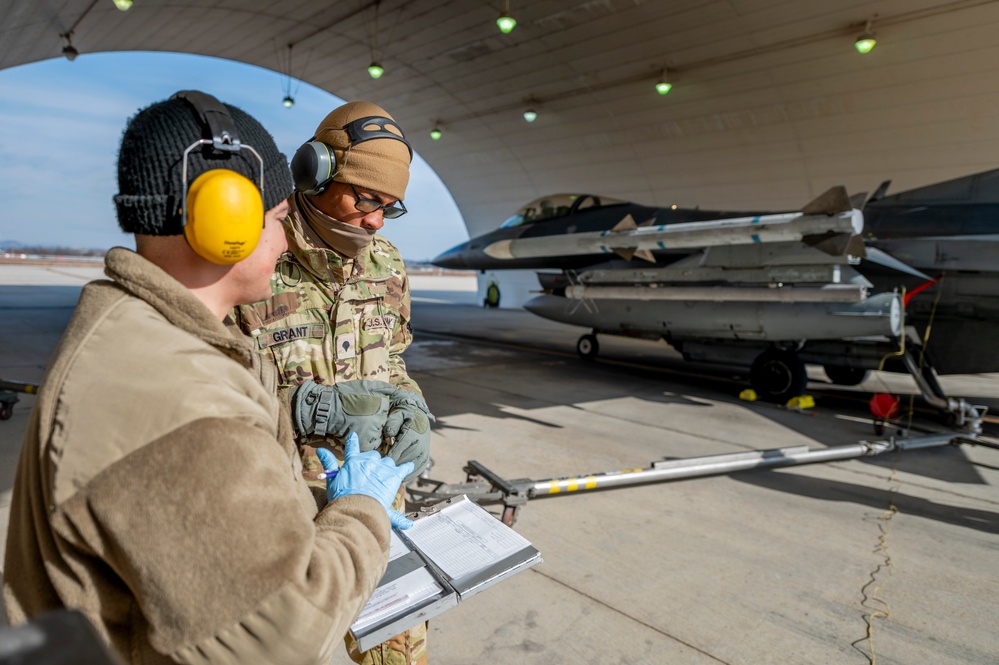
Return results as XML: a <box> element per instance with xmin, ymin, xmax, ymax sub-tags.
<box><xmin>500</xmin><ymin>194</ymin><xmax>628</xmax><ymax>228</ymax></box>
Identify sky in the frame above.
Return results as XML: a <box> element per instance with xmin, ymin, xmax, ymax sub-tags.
<box><xmin>0</xmin><ymin>52</ymin><xmax>468</xmax><ymax>262</ymax></box>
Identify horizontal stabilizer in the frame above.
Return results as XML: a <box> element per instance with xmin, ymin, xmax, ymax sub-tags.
<box><xmin>801</xmin><ymin>186</ymin><xmax>852</xmax><ymax>216</ymax></box>
<box><xmin>864</xmin><ymin>247</ymin><xmax>931</xmax><ymax>280</ymax></box>
<box><xmin>611</xmin><ymin>214</ymin><xmax>638</xmax><ymax>232</ymax></box>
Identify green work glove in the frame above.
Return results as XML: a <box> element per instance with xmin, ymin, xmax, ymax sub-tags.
<box><xmin>383</xmin><ymin>389</ymin><xmax>435</xmax><ymax>483</ymax></box>
<box><xmin>292</xmin><ymin>379</ymin><xmax>396</xmax><ymax>452</ymax></box>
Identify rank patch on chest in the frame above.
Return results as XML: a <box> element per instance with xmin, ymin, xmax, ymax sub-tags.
<box><xmin>336</xmin><ymin>333</ymin><xmax>356</xmax><ymax>359</ymax></box>
<box><xmin>258</xmin><ymin>324</ymin><xmax>326</xmax><ymax>349</ymax></box>
<box><xmin>363</xmin><ymin>315</ymin><xmax>396</xmax><ymax>331</ymax></box>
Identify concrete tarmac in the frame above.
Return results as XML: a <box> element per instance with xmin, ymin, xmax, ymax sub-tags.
<box><xmin>1</xmin><ymin>263</ymin><xmax>997</xmax><ymax>664</ymax></box>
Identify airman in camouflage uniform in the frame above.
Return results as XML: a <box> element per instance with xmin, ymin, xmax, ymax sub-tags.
<box><xmin>236</xmin><ymin>204</ymin><xmax>421</xmax><ymax>453</ymax></box>
<box><xmin>234</xmin><ymin>101</ymin><xmax>431</xmax><ymax>665</ymax></box>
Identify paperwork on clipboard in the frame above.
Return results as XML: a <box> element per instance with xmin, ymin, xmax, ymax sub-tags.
<box><xmin>349</xmin><ymin>494</ymin><xmax>543</xmax><ymax>651</ymax></box>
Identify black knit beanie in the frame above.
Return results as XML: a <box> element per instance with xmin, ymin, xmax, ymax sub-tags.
<box><xmin>114</xmin><ymin>94</ymin><xmax>293</xmax><ymax>236</ymax></box>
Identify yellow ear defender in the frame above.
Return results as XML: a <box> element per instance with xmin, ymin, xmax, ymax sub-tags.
<box><xmin>172</xmin><ymin>90</ymin><xmax>267</xmax><ymax>266</ymax></box>
<box><xmin>184</xmin><ymin>169</ymin><xmax>264</xmax><ymax>264</ymax></box>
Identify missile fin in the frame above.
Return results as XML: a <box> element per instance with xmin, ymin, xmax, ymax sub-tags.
<box><xmin>868</xmin><ymin>180</ymin><xmax>892</xmax><ymax>203</ymax></box>
<box><xmin>638</xmin><ymin>216</ymin><xmax>658</xmax><ymax>227</ymax></box>
<box><xmin>611</xmin><ymin>214</ymin><xmax>638</xmax><ymax>232</ymax></box>
<box><xmin>613</xmin><ymin>247</ymin><xmax>637</xmax><ymax>261</ymax></box>
<box><xmin>802</xmin><ymin>231</ymin><xmax>855</xmax><ymax>256</ymax></box>
<box><xmin>845</xmin><ymin>234</ymin><xmax>867</xmax><ymax>258</ymax></box>
<box><xmin>634</xmin><ymin>249</ymin><xmax>656</xmax><ymax>263</ymax></box>
<box><xmin>864</xmin><ymin>247</ymin><xmax>932</xmax><ymax>280</ymax></box>
<box><xmin>848</xmin><ymin>191</ymin><xmax>868</xmax><ymax>209</ymax></box>
<box><xmin>801</xmin><ymin>186</ymin><xmax>852</xmax><ymax>216</ymax></box>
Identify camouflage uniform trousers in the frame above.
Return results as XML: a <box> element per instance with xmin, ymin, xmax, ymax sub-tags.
<box><xmin>303</xmin><ymin>445</ymin><xmax>429</xmax><ymax>665</ymax></box>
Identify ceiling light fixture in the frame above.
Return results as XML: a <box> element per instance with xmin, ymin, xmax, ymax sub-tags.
<box><xmin>61</xmin><ymin>32</ymin><xmax>78</xmax><ymax>61</ymax></box>
<box><xmin>523</xmin><ymin>108</ymin><xmax>537</xmax><ymax>123</ymax></box>
<box><xmin>655</xmin><ymin>68</ymin><xmax>672</xmax><ymax>95</ymax></box>
<box><xmin>430</xmin><ymin>124</ymin><xmax>443</xmax><ymax>140</ymax></box>
<box><xmin>364</xmin><ymin>1</ymin><xmax>391</xmax><ymax>79</ymax></box>
<box><xmin>279</xmin><ymin>44</ymin><xmax>307</xmax><ymax>109</ymax></box>
<box><xmin>111</xmin><ymin>0</ymin><xmax>133</xmax><ymax>10</ymax></box>
<box><xmin>497</xmin><ymin>0</ymin><xmax>517</xmax><ymax>34</ymax></box>
<box><xmin>855</xmin><ymin>19</ymin><xmax>877</xmax><ymax>54</ymax></box>
<box><xmin>281</xmin><ymin>45</ymin><xmax>295</xmax><ymax>108</ymax></box>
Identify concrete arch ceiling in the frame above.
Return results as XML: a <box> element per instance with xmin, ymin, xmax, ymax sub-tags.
<box><xmin>3</xmin><ymin>0</ymin><xmax>999</xmax><ymax>237</ymax></box>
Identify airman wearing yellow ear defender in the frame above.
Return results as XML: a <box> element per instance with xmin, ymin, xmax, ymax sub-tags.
<box><xmin>4</xmin><ymin>91</ymin><xmax>413</xmax><ymax>665</ymax></box>
<box><xmin>234</xmin><ymin>100</ymin><xmax>433</xmax><ymax>665</ymax></box>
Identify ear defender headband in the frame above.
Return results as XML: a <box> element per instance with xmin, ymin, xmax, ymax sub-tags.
<box><xmin>291</xmin><ymin>116</ymin><xmax>413</xmax><ymax>196</ymax></box>
<box><xmin>173</xmin><ymin>90</ymin><xmax>265</xmax><ymax>265</ymax></box>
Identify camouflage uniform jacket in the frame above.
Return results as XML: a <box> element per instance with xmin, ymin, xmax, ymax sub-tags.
<box><xmin>235</xmin><ymin>201</ymin><xmax>421</xmax><ymax>408</ymax></box>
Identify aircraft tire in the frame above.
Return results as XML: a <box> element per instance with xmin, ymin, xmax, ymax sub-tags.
<box><xmin>577</xmin><ymin>334</ymin><xmax>599</xmax><ymax>360</ymax></box>
<box><xmin>0</xmin><ymin>402</ymin><xmax>12</xmax><ymax>420</ymax></box>
<box><xmin>750</xmin><ymin>349</ymin><xmax>807</xmax><ymax>403</ymax></box>
<box><xmin>823</xmin><ymin>365</ymin><xmax>869</xmax><ymax>386</ymax></box>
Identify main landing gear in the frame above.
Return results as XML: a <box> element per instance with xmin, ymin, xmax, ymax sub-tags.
<box><xmin>576</xmin><ymin>333</ymin><xmax>599</xmax><ymax>359</ymax></box>
<box><xmin>749</xmin><ymin>348</ymin><xmax>807</xmax><ymax>403</ymax></box>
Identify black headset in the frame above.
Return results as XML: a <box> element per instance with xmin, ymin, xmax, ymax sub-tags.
<box><xmin>172</xmin><ymin>90</ymin><xmax>266</xmax><ymax>265</ymax></box>
<box><xmin>290</xmin><ymin>115</ymin><xmax>412</xmax><ymax>196</ymax></box>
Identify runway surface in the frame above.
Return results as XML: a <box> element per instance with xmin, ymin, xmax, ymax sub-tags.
<box><xmin>1</xmin><ymin>262</ymin><xmax>997</xmax><ymax>664</ymax></box>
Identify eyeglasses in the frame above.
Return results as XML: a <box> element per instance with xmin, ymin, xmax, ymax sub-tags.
<box><xmin>350</xmin><ymin>183</ymin><xmax>407</xmax><ymax>219</ymax></box>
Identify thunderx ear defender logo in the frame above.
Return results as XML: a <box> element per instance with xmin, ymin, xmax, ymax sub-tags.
<box><xmin>336</xmin><ymin>333</ymin><xmax>356</xmax><ymax>359</ymax></box>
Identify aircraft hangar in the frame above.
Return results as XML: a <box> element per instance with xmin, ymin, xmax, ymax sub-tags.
<box><xmin>4</xmin><ymin>0</ymin><xmax>999</xmax><ymax>238</ymax></box>
<box><xmin>1</xmin><ymin>2</ymin><xmax>998</xmax><ymax>664</ymax></box>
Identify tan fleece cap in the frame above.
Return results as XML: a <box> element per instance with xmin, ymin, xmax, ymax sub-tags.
<box><xmin>314</xmin><ymin>101</ymin><xmax>411</xmax><ymax>202</ymax></box>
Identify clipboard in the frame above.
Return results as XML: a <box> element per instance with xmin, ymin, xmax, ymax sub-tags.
<box><xmin>349</xmin><ymin>495</ymin><xmax>543</xmax><ymax>651</ymax></box>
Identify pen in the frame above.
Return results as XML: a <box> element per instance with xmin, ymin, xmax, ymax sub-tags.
<box><xmin>302</xmin><ymin>469</ymin><xmax>340</xmax><ymax>480</ymax></box>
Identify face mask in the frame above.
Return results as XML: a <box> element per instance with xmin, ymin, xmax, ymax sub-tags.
<box><xmin>295</xmin><ymin>191</ymin><xmax>375</xmax><ymax>258</ymax></box>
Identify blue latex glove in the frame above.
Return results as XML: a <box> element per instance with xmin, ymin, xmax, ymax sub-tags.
<box><xmin>316</xmin><ymin>433</ymin><xmax>415</xmax><ymax>530</ymax></box>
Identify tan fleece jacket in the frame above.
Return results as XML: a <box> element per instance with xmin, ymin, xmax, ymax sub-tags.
<box><xmin>3</xmin><ymin>247</ymin><xmax>391</xmax><ymax>664</ymax></box>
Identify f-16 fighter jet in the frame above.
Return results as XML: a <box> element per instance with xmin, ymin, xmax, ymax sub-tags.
<box><xmin>434</xmin><ymin>169</ymin><xmax>999</xmax><ymax>404</ymax></box>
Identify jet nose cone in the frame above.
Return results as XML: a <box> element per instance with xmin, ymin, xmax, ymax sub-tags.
<box><xmin>432</xmin><ymin>241</ymin><xmax>472</xmax><ymax>269</ymax></box>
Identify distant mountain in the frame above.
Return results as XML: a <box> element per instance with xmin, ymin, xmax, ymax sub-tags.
<box><xmin>1</xmin><ymin>240</ymin><xmax>105</xmax><ymax>257</ymax></box>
